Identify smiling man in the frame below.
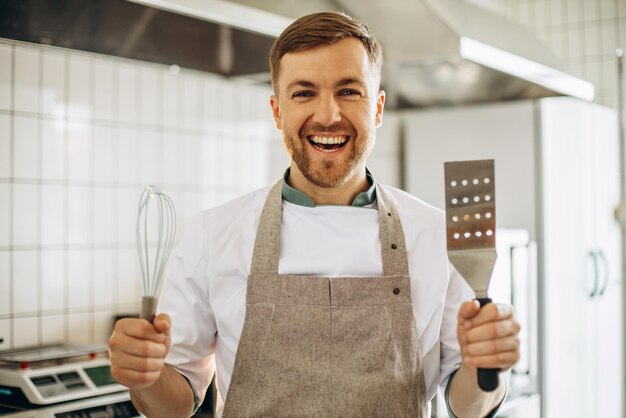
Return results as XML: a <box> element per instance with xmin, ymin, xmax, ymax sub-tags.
<box><xmin>108</xmin><ymin>11</ymin><xmax>520</xmax><ymax>418</ymax></box>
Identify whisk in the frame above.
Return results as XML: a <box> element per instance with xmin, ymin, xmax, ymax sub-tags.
<box><xmin>136</xmin><ymin>185</ymin><xmax>177</xmax><ymax>323</ymax></box>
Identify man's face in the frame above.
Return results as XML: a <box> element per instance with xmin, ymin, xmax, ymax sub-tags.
<box><xmin>270</xmin><ymin>38</ymin><xmax>385</xmax><ymax>189</ymax></box>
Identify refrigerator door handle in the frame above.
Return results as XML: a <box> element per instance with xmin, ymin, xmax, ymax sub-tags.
<box><xmin>597</xmin><ymin>250</ymin><xmax>610</xmax><ymax>296</ymax></box>
<box><xmin>586</xmin><ymin>251</ymin><xmax>600</xmax><ymax>298</ymax></box>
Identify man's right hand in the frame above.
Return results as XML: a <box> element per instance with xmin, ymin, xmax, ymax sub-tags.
<box><xmin>108</xmin><ymin>313</ymin><xmax>171</xmax><ymax>390</ymax></box>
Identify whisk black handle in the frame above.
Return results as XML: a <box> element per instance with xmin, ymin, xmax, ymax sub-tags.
<box><xmin>141</xmin><ymin>296</ymin><xmax>158</xmax><ymax>323</ymax></box>
<box><xmin>475</xmin><ymin>297</ymin><xmax>500</xmax><ymax>392</ymax></box>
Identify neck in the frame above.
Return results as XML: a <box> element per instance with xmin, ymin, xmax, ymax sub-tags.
<box><xmin>288</xmin><ymin>163</ymin><xmax>369</xmax><ymax>206</ymax></box>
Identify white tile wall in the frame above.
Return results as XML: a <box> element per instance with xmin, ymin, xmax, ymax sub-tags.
<box><xmin>116</xmin><ymin>188</ymin><xmax>136</xmax><ymax>244</ymax></box>
<box><xmin>41</xmin><ymin>315</ymin><xmax>64</xmax><ymax>345</ymax></box>
<box><xmin>0</xmin><ymin>319</ymin><xmax>10</xmax><ymax>350</ymax></box>
<box><xmin>40</xmin><ymin>250</ymin><xmax>65</xmax><ymax>311</ymax></box>
<box><xmin>41</xmin><ymin>119</ymin><xmax>65</xmax><ymax>179</ymax></box>
<box><xmin>140</xmin><ymin>67</ymin><xmax>160</xmax><ymax>126</ymax></box>
<box><xmin>0</xmin><ymin>185</ymin><xmax>9</xmax><ymax>247</ymax></box>
<box><xmin>93</xmin><ymin>250</ymin><xmax>115</xmax><ymax>307</ymax></box>
<box><xmin>93</xmin><ymin>125</ymin><xmax>116</xmax><ymax>182</ymax></box>
<box><xmin>0</xmin><ymin>115</ymin><xmax>9</xmax><ymax>178</ymax></box>
<box><xmin>94</xmin><ymin>311</ymin><xmax>116</xmax><ymax>345</ymax></box>
<box><xmin>162</xmin><ymin>132</ymin><xmax>182</xmax><ymax>184</ymax></box>
<box><xmin>13</xmin><ymin>317</ymin><xmax>38</xmax><ymax>348</ymax></box>
<box><xmin>181</xmin><ymin>75</ymin><xmax>202</xmax><ymax>130</ymax></box>
<box><xmin>67</xmin><ymin>55</ymin><xmax>91</xmax><ymax>120</ymax></box>
<box><xmin>14</xmin><ymin>45</ymin><xmax>40</xmax><ymax>114</ymax></box>
<box><xmin>93</xmin><ymin>58</ymin><xmax>115</xmax><ymax>121</ymax></box>
<box><xmin>67</xmin><ymin>250</ymin><xmax>91</xmax><ymax>309</ymax></box>
<box><xmin>67</xmin><ymin>186</ymin><xmax>92</xmax><ymax>244</ymax></box>
<box><xmin>0</xmin><ymin>43</ymin><xmax>11</xmax><ymax>111</ymax></box>
<box><xmin>117</xmin><ymin>248</ymin><xmax>139</xmax><ymax>307</ymax></box>
<box><xmin>67</xmin><ymin>122</ymin><xmax>92</xmax><ymax>181</ymax></box>
<box><xmin>117</xmin><ymin>127</ymin><xmax>138</xmax><ymax>183</ymax></box>
<box><xmin>12</xmin><ymin>184</ymin><xmax>39</xmax><ymax>246</ymax></box>
<box><xmin>118</xmin><ymin>62</ymin><xmax>138</xmax><ymax>125</ymax></box>
<box><xmin>0</xmin><ymin>252</ymin><xmax>9</xmax><ymax>315</ymax></box>
<box><xmin>41</xmin><ymin>49</ymin><xmax>66</xmax><ymax>117</ymax></box>
<box><xmin>93</xmin><ymin>188</ymin><xmax>115</xmax><ymax>244</ymax></box>
<box><xmin>12</xmin><ymin>251</ymin><xmax>39</xmax><ymax>314</ymax></box>
<box><xmin>162</xmin><ymin>72</ymin><xmax>179</xmax><ymax>128</ymax></box>
<box><xmin>13</xmin><ymin>115</ymin><xmax>39</xmax><ymax>179</ymax></box>
<box><xmin>139</xmin><ymin>130</ymin><xmax>161</xmax><ymax>184</ymax></box>
<box><xmin>68</xmin><ymin>313</ymin><xmax>91</xmax><ymax>345</ymax></box>
<box><xmin>1</xmin><ymin>33</ymin><xmax>406</xmax><ymax>353</ymax></box>
<box><xmin>40</xmin><ymin>185</ymin><xmax>65</xmax><ymax>245</ymax></box>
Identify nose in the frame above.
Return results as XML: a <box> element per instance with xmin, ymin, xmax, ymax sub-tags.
<box><xmin>312</xmin><ymin>93</ymin><xmax>341</xmax><ymax>126</ymax></box>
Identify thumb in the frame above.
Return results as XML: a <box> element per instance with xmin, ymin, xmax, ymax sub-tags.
<box><xmin>153</xmin><ymin>313</ymin><xmax>171</xmax><ymax>338</ymax></box>
<box><xmin>457</xmin><ymin>300</ymin><xmax>481</xmax><ymax>324</ymax></box>
<box><xmin>153</xmin><ymin>313</ymin><xmax>172</xmax><ymax>355</ymax></box>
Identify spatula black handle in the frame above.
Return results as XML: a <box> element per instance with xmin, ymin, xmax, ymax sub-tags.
<box><xmin>476</xmin><ymin>297</ymin><xmax>500</xmax><ymax>392</ymax></box>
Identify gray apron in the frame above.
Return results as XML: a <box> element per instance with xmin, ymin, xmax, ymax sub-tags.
<box><xmin>222</xmin><ymin>180</ymin><xmax>427</xmax><ymax>417</ymax></box>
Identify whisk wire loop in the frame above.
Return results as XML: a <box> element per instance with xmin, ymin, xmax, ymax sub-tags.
<box><xmin>136</xmin><ymin>186</ymin><xmax>177</xmax><ymax>302</ymax></box>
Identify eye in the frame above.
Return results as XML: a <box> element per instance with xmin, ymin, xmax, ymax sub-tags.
<box><xmin>339</xmin><ymin>89</ymin><xmax>361</xmax><ymax>96</ymax></box>
<box><xmin>292</xmin><ymin>91</ymin><xmax>314</xmax><ymax>99</ymax></box>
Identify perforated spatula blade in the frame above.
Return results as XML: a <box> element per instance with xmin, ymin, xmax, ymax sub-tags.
<box><xmin>444</xmin><ymin>159</ymin><xmax>499</xmax><ymax>392</ymax></box>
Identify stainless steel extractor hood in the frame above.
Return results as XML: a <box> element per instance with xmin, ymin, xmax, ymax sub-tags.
<box><xmin>0</xmin><ymin>0</ymin><xmax>594</xmax><ymax>108</ymax></box>
<box><xmin>218</xmin><ymin>0</ymin><xmax>594</xmax><ymax>107</ymax></box>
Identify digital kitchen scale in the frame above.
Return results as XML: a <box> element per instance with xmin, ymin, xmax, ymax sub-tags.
<box><xmin>0</xmin><ymin>343</ymin><xmax>137</xmax><ymax>417</ymax></box>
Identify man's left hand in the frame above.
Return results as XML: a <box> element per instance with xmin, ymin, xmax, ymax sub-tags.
<box><xmin>457</xmin><ymin>300</ymin><xmax>521</xmax><ymax>371</ymax></box>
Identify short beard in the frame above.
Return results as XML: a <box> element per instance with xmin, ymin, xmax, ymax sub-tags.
<box><xmin>284</xmin><ymin>131</ymin><xmax>369</xmax><ymax>189</ymax></box>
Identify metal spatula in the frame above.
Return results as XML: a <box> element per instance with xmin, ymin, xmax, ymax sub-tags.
<box><xmin>444</xmin><ymin>159</ymin><xmax>499</xmax><ymax>392</ymax></box>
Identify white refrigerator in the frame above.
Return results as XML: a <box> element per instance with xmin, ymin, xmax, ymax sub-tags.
<box><xmin>403</xmin><ymin>97</ymin><xmax>623</xmax><ymax>418</ymax></box>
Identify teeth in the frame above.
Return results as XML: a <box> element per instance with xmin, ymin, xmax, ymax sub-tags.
<box><xmin>309</xmin><ymin>135</ymin><xmax>347</xmax><ymax>145</ymax></box>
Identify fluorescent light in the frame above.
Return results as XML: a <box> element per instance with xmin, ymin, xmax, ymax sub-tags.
<box><xmin>460</xmin><ymin>36</ymin><xmax>595</xmax><ymax>101</ymax></box>
<box><xmin>125</xmin><ymin>0</ymin><xmax>293</xmax><ymax>37</ymax></box>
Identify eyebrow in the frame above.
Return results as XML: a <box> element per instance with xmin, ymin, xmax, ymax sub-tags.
<box><xmin>336</xmin><ymin>77</ymin><xmax>366</xmax><ymax>88</ymax></box>
<box><xmin>285</xmin><ymin>77</ymin><xmax>367</xmax><ymax>92</ymax></box>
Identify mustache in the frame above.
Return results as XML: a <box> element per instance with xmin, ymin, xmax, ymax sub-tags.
<box><xmin>300</xmin><ymin>122</ymin><xmax>352</xmax><ymax>136</ymax></box>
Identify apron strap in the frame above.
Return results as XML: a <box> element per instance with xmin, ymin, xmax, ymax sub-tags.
<box><xmin>249</xmin><ymin>179</ymin><xmax>410</xmax><ymax>277</ymax></box>
<box><xmin>249</xmin><ymin>179</ymin><xmax>284</xmax><ymax>274</ymax></box>
<box><xmin>376</xmin><ymin>184</ymin><xmax>410</xmax><ymax>277</ymax></box>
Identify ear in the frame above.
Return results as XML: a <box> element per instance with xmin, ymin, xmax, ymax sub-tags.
<box><xmin>270</xmin><ymin>95</ymin><xmax>283</xmax><ymax>130</ymax></box>
<box><xmin>375</xmin><ymin>90</ymin><xmax>385</xmax><ymax>127</ymax></box>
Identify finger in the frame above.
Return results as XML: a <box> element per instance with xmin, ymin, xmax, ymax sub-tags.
<box><xmin>465</xmin><ymin>349</ymin><xmax>520</xmax><ymax>370</ymax></box>
<box><xmin>109</xmin><ymin>333</ymin><xmax>167</xmax><ymax>358</ymax></box>
<box><xmin>457</xmin><ymin>300</ymin><xmax>481</xmax><ymax>324</ymax></box>
<box><xmin>114</xmin><ymin>318</ymin><xmax>167</xmax><ymax>344</ymax></box>
<box><xmin>463</xmin><ymin>335</ymin><xmax>520</xmax><ymax>357</ymax></box>
<box><xmin>153</xmin><ymin>313</ymin><xmax>171</xmax><ymax>339</ymax></box>
<box><xmin>108</xmin><ymin>352</ymin><xmax>165</xmax><ymax>373</ymax></box>
<box><xmin>465</xmin><ymin>318</ymin><xmax>521</xmax><ymax>343</ymax></box>
<box><xmin>466</xmin><ymin>303</ymin><xmax>514</xmax><ymax>328</ymax></box>
<box><xmin>110</xmin><ymin>366</ymin><xmax>162</xmax><ymax>390</ymax></box>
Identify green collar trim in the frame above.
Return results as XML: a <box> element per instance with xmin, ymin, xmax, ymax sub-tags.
<box><xmin>281</xmin><ymin>168</ymin><xmax>377</xmax><ymax>207</ymax></box>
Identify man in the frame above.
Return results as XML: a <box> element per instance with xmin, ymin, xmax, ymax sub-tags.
<box><xmin>109</xmin><ymin>11</ymin><xmax>520</xmax><ymax>418</ymax></box>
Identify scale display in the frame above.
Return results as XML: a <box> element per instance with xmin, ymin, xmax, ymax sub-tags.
<box><xmin>84</xmin><ymin>365</ymin><xmax>117</xmax><ymax>387</ymax></box>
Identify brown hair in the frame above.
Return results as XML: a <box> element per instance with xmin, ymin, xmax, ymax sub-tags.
<box><xmin>269</xmin><ymin>11</ymin><xmax>383</xmax><ymax>91</ymax></box>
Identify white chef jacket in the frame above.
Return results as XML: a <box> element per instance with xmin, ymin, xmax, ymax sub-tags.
<box><xmin>158</xmin><ymin>181</ymin><xmax>475</xmax><ymax>410</ymax></box>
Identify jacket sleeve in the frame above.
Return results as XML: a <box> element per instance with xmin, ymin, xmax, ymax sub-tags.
<box><xmin>158</xmin><ymin>213</ymin><xmax>216</xmax><ymax>406</ymax></box>
<box><xmin>438</xmin><ymin>263</ymin><xmax>474</xmax><ymax>389</ymax></box>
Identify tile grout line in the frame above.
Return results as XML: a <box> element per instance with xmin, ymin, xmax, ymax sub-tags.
<box><xmin>37</xmin><ymin>43</ymin><xmax>44</xmax><ymax>347</ymax></box>
<box><xmin>89</xmin><ymin>55</ymin><xmax>96</xmax><ymax>344</ymax></box>
<box><xmin>63</xmin><ymin>49</ymin><xmax>70</xmax><ymax>344</ymax></box>
<box><xmin>113</xmin><ymin>58</ymin><xmax>121</xmax><ymax>314</ymax></box>
<box><xmin>8</xmin><ymin>43</ymin><xmax>15</xmax><ymax>350</ymax></box>
<box><xmin>0</xmin><ymin>108</ymin><xmax>278</xmax><ymax>143</ymax></box>
<box><xmin>135</xmin><ymin>61</ymin><xmax>142</xmax><ymax>309</ymax></box>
